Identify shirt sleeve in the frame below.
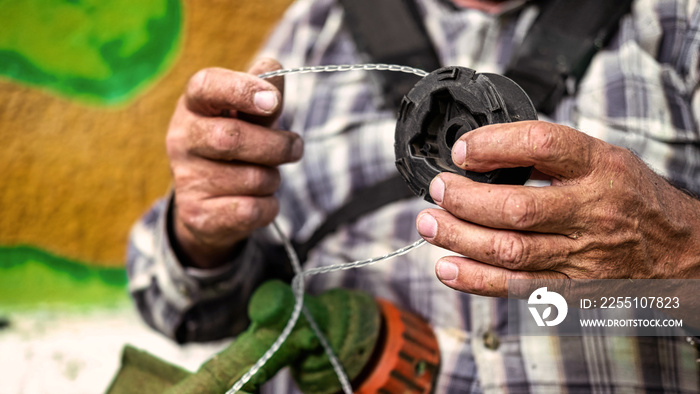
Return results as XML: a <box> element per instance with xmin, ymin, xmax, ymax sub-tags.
<box><xmin>126</xmin><ymin>194</ymin><xmax>290</xmax><ymax>343</ymax></box>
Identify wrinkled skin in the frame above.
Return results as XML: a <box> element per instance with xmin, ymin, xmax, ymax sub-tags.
<box><xmin>166</xmin><ymin>59</ymin><xmax>302</xmax><ymax>268</ymax></box>
<box><xmin>416</xmin><ymin>121</ymin><xmax>700</xmax><ymax>296</ymax></box>
<box><xmin>167</xmin><ymin>59</ymin><xmax>700</xmax><ymax>290</ymax></box>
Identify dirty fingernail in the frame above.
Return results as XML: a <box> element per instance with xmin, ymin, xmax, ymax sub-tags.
<box><xmin>430</xmin><ymin>176</ymin><xmax>445</xmax><ymax>204</ymax></box>
<box><xmin>436</xmin><ymin>260</ymin><xmax>458</xmax><ymax>281</ymax></box>
<box><xmin>254</xmin><ymin>91</ymin><xmax>278</xmax><ymax>112</ymax></box>
<box><xmin>417</xmin><ymin>213</ymin><xmax>437</xmax><ymax>239</ymax></box>
<box><xmin>292</xmin><ymin>138</ymin><xmax>304</xmax><ymax>159</ymax></box>
<box><xmin>453</xmin><ymin>140</ymin><xmax>467</xmax><ymax>165</ymax></box>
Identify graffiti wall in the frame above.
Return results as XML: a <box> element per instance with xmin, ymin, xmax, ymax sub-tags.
<box><xmin>0</xmin><ymin>0</ymin><xmax>293</xmax><ymax>391</ymax></box>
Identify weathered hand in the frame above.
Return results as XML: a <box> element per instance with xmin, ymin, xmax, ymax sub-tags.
<box><xmin>416</xmin><ymin>121</ymin><xmax>700</xmax><ymax>297</ymax></box>
<box><xmin>167</xmin><ymin>59</ymin><xmax>303</xmax><ymax>268</ymax></box>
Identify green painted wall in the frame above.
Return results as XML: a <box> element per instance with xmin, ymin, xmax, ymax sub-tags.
<box><xmin>0</xmin><ymin>0</ymin><xmax>294</xmax><ymax>274</ymax></box>
<box><xmin>0</xmin><ymin>0</ymin><xmax>294</xmax><ymax>316</ymax></box>
<box><xmin>0</xmin><ymin>246</ymin><xmax>128</xmax><ymax>311</ymax></box>
<box><xmin>0</xmin><ymin>0</ymin><xmax>183</xmax><ymax>104</ymax></box>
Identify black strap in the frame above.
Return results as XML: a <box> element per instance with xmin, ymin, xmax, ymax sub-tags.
<box><xmin>340</xmin><ymin>0</ymin><xmax>633</xmax><ymax>115</ymax></box>
<box><xmin>289</xmin><ymin>0</ymin><xmax>441</xmax><ymax>263</ymax></box>
<box><xmin>504</xmin><ymin>0</ymin><xmax>634</xmax><ymax>114</ymax></box>
<box><xmin>338</xmin><ymin>0</ymin><xmax>442</xmax><ymax>110</ymax></box>
<box><xmin>293</xmin><ymin>174</ymin><xmax>415</xmax><ymax>263</ymax></box>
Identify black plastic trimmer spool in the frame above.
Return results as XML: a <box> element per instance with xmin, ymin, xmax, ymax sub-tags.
<box><xmin>394</xmin><ymin>66</ymin><xmax>538</xmax><ymax>204</ymax></box>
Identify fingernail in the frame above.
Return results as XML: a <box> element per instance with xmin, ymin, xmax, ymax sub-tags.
<box><xmin>436</xmin><ymin>260</ymin><xmax>458</xmax><ymax>281</ymax></box>
<box><xmin>453</xmin><ymin>140</ymin><xmax>467</xmax><ymax>166</ymax></box>
<box><xmin>430</xmin><ymin>176</ymin><xmax>445</xmax><ymax>204</ymax></box>
<box><xmin>292</xmin><ymin>138</ymin><xmax>304</xmax><ymax>159</ymax></box>
<box><xmin>417</xmin><ymin>213</ymin><xmax>437</xmax><ymax>239</ymax></box>
<box><xmin>254</xmin><ymin>91</ymin><xmax>278</xmax><ymax>112</ymax></box>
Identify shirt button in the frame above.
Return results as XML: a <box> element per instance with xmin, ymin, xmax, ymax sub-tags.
<box><xmin>483</xmin><ymin>331</ymin><xmax>500</xmax><ymax>350</ymax></box>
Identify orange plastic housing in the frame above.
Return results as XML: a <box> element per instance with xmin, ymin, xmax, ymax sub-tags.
<box><xmin>356</xmin><ymin>299</ymin><xmax>440</xmax><ymax>393</ymax></box>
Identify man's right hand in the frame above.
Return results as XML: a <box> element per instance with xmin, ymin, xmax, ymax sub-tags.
<box><xmin>166</xmin><ymin>59</ymin><xmax>303</xmax><ymax>269</ymax></box>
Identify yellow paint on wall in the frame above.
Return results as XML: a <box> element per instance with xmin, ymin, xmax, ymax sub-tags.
<box><xmin>0</xmin><ymin>0</ymin><xmax>295</xmax><ymax>266</ymax></box>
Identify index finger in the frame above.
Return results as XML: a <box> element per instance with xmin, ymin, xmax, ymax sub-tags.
<box><xmin>185</xmin><ymin>115</ymin><xmax>303</xmax><ymax>166</ymax></box>
<box><xmin>452</xmin><ymin>121</ymin><xmax>601</xmax><ymax>180</ymax></box>
<box><xmin>431</xmin><ymin>172</ymin><xmax>582</xmax><ymax>234</ymax></box>
<box><xmin>185</xmin><ymin>67</ymin><xmax>282</xmax><ymax>117</ymax></box>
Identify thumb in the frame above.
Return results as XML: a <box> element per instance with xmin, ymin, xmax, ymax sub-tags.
<box><xmin>242</xmin><ymin>58</ymin><xmax>285</xmax><ymax>126</ymax></box>
<box><xmin>248</xmin><ymin>57</ymin><xmax>284</xmax><ymax>98</ymax></box>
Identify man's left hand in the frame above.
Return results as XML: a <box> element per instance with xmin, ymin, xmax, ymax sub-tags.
<box><xmin>416</xmin><ymin>121</ymin><xmax>700</xmax><ymax>297</ymax></box>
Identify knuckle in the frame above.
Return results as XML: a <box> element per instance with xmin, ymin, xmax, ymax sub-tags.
<box><xmin>177</xmin><ymin>200</ymin><xmax>208</xmax><ymax>234</ymax></box>
<box><xmin>494</xmin><ymin>232</ymin><xmax>528</xmax><ymax>269</ymax></box>
<box><xmin>187</xmin><ymin>68</ymin><xmax>214</xmax><ymax>100</ymax></box>
<box><xmin>165</xmin><ymin>127</ymin><xmax>187</xmax><ymax>157</ymax></box>
<box><xmin>606</xmin><ymin>145</ymin><xmax>633</xmax><ymax>173</ymax></box>
<box><xmin>469</xmin><ymin>268</ymin><xmax>489</xmax><ymax>294</ymax></box>
<box><xmin>171</xmin><ymin>165</ymin><xmax>196</xmax><ymax>186</ymax></box>
<box><xmin>441</xmin><ymin>220</ymin><xmax>461</xmax><ymax>249</ymax></box>
<box><xmin>525</xmin><ymin>122</ymin><xmax>557</xmax><ymax>161</ymax></box>
<box><xmin>247</xmin><ymin>167</ymin><xmax>280</xmax><ymax>192</ymax></box>
<box><xmin>242</xmin><ymin>167</ymin><xmax>263</xmax><ymax>190</ymax></box>
<box><xmin>214</xmin><ymin>121</ymin><xmax>242</xmax><ymax>156</ymax></box>
<box><xmin>232</xmin><ymin>76</ymin><xmax>257</xmax><ymax>102</ymax></box>
<box><xmin>469</xmin><ymin>268</ymin><xmax>506</xmax><ymax>296</ymax></box>
<box><xmin>233</xmin><ymin>199</ymin><xmax>264</xmax><ymax>228</ymax></box>
<box><xmin>501</xmin><ymin>192</ymin><xmax>538</xmax><ymax>228</ymax></box>
<box><xmin>190</xmin><ymin>119</ymin><xmax>242</xmax><ymax>160</ymax></box>
<box><xmin>190</xmin><ymin>116</ymin><xmax>212</xmax><ymax>145</ymax></box>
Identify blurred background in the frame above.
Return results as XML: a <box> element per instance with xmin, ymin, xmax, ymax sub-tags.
<box><xmin>0</xmin><ymin>0</ymin><xmax>293</xmax><ymax>392</ymax></box>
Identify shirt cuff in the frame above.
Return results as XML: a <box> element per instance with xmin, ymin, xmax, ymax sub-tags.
<box><xmin>153</xmin><ymin>193</ymin><xmax>267</xmax><ymax>312</ymax></box>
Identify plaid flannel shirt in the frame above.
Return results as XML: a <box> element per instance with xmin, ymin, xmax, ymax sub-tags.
<box><xmin>127</xmin><ymin>0</ymin><xmax>700</xmax><ymax>392</ymax></box>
